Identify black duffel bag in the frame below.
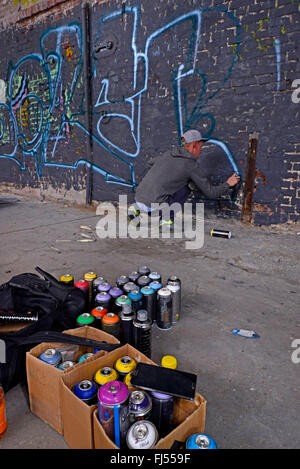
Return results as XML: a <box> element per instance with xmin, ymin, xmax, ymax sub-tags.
<box><xmin>0</xmin><ymin>267</ymin><xmax>120</xmax><ymax>392</ymax></box>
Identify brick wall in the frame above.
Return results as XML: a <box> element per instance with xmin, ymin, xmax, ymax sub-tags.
<box><xmin>0</xmin><ymin>0</ymin><xmax>299</xmax><ymax>224</ymax></box>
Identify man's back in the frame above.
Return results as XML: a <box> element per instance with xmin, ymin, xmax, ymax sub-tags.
<box><xmin>135</xmin><ymin>145</ymin><xmax>196</xmax><ymax>207</ymax></box>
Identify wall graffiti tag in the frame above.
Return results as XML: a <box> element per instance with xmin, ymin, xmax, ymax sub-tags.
<box><xmin>0</xmin><ymin>4</ymin><xmax>241</xmax><ymax>189</ymax></box>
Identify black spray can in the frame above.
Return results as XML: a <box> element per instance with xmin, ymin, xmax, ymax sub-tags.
<box><xmin>133</xmin><ymin>310</ymin><xmax>152</xmax><ymax>359</ymax></box>
<box><xmin>157</xmin><ymin>288</ymin><xmax>172</xmax><ymax>330</ymax></box>
<box><xmin>119</xmin><ymin>306</ymin><xmax>135</xmax><ymax>346</ymax></box>
<box><xmin>137</xmin><ymin>275</ymin><xmax>151</xmax><ymax>288</ymax></box>
<box><xmin>117</xmin><ymin>275</ymin><xmax>130</xmax><ymax>290</ymax></box>
<box><xmin>128</xmin><ymin>289</ymin><xmax>144</xmax><ymax>314</ymax></box>
<box><xmin>128</xmin><ymin>271</ymin><xmax>141</xmax><ymax>283</ymax></box>
<box><xmin>150</xmin><ymin>391</ymin><xmax>174</xmax><ymax>437</ymax></box>
<box><xmin>149</xmin><ymin>280</ymin><xmax>162</xmax><ymax>323</ymax></box>
<box><xmin>92</xmin><ymin>277</ymin><xmax>106</xmax><ymax>300</ymax></box>
<box><xmin>123</xmin><ymin>282</ymin><xmax>138</xmax><ymax>295</ymax></box>
<box><xmin>141</xmin><ymin>286</ymin><xmax>155</xmax><ymax>324</ymax></box>
<box><xmin>138</xmin><ymin>265</ymin><xmax>150</xmax><ymax>276</ymax></box>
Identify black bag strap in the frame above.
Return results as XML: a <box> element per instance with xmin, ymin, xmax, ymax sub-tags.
<box><xmin>8</xmin><ymin>281</ymin><xmax>59</xmax><ymax>302</ymax></box>
<box><xmin>7</xmin><ymin>330</ymin><xmax>121</xmax><ymax>352</ymax></box>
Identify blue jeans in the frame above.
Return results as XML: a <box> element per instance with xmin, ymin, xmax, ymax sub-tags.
<box><xmin>136</xmin><ymin>186</ymin><xmax>191</xmax><ymax>221</ymax></box>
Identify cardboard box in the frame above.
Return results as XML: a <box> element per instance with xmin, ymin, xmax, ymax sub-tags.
<box><xmin>26</xmin><ymin>326</ymin><xmax>120</xmax><ymax>434</ymax></box>
<box><xmin>60</xmin><ymin>344</ymin><xmax>155</xmax><ymax>449</ymax></box>
<box><xmin>93</xmin><ymin>392</ymin><xmax>206</xmax><ymax>449</ymax></box>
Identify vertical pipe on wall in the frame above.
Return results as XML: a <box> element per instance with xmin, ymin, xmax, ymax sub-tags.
<box><xmin>82</xmin><ymin>2</ymin><xmax>93</xmax><ymax>206</ymax></box>
<box><xmin>241</xmin><ymin>132</ymin><xmax>259</xmax><ymax>224</ymax></box>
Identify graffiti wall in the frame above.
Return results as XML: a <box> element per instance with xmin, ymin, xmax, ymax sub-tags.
<box><xmin>0</xmin><ymin>0</ymin><xmax>299</xmax><ymax>224</ymax></box>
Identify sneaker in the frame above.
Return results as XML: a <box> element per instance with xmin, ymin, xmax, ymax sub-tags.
<box><xmin>159</xmin><ymin>219</ymin><xmax>174</xmax><ymax>233</ymax></box>
<box><xmin>128</xmin><ymin>205</ymin><xmax>140</xmax><ymax>223</ymax></box>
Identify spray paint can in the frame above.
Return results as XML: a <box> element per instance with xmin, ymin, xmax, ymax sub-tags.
<box><xmin>128</xmin><ymin>289</ymin><xmax>144</xmax><ymax>314</ymax></box>
<box><xmin>167</xmin><ymin>275</ymin><xmax>181</xmax><ymax>286</ymax></box>
<box><xmin>141</xmin><ymin>286</ymin><xmax>155</xmax><ymax>324</ymax></box>
<box><xmin>157</xmin><ymin>288</ymin><xmax>172</xmax><ymax>330</ymax></box>
<box><xmin>124</xmin><ymin>371</ymin><xmax>134</xmax><ymax>388</ymax></box>
<box><xmin>138</xmin><ymin>266</ymin><xmax>151</xmax><ymax>276</ymax></box>
<box><xmin>149</xmin><ymin>280</ymin><xmax>162</xmax><ymax>323</ymax></box>
<box><xmin>128</xmin><ymin>271</ymin><xmax>141</xmax><ymax>283</ymax></box>
<box><xmin>149</xmin><ymin>271</ymin><xmax>161</xmax><ymax>283</ymax></box>
<box><xmin>58</xmin><ymin>361</ymin><xmax>76</xmax><ymax>371</ymax></box>
<box><xmin>97</xmin><ymin>281</ymin><xmax>112</xmax><ymax>294</ymax></box>
<box><xmin>73</xmin><ymin>379</ymin><xmax>98</xmax><ymax>405</ymax></box>
<box><xmin>108</xmin><ymin>286</ymin><xmax>123</xmax><ymax>313</ymax></box>
<box><xmin>101</xmin><ymin>313</ymin><xmax>120</xmax><ymax>339</ymax></box>
<box><xmin>74</xmin><ymin>279</ymin><xmax>89</xmax><ymax>302</ymax></box>
<box><xmin>78</xmin><ymin>353</ymin><xmax>94</xmax><ymax>363</ymax></box>
<box><xmin>115</xmin><ymin>295</ymin><xmax>131</xmax><ymax>315</ymax></box>
<box><xmin>126</xmin><ymin>421</ymin><xmax>158</xmax><ymax>449</ymax></box>
<box><xmin>114</xmin><ymin>356</ymin><xmax>136</xmax><ymax>381</ymax></box>
<box><xmin>76</xmin><ymin>312</ymin><xmax>95</xmax><ymax>328</ymax></box>
<box><xmin>116</xmin><ymin>275</ymin><xmax>130</xmax><ymax>290</ymax></box>
<box><xmin>137</xmin><ymin>275</ymin><xmax>151</xmax><ymax>288</ymax></box>
<box><xmin>109</xmin><ymin>286</ymin><xmax>123</xmax><ymax>300</ymax></box>
<box><xmin>133</xmin><ymin>310</ymin><xmax>152</xmax><ymax>359</ymax></box>
<box><xmin>166</xmin><ymin>280</ymin><xmax>181</xmax><ymax>323</ymax></box>
<box><xmin>98</xmin><ymin>381</ymin><xmax>130</xmax><ymax>448</ymax></box>
<box><xmin>84</xmin><ymin>272</ymin><xmax>97</xmax><ymax>306</ymax></box>
<box><xmin>91</xmin><ymin>306</ymin><xmax>107</xmax><ymax>328</ymax></box>
<box><xmin>95</xmin><ymin>292</ymin><xmax>111</xmax><ymax>311</ymax></box>
<box><xmin>186</xmin><ymin>434</ymin><xmax>218</xmax><ymax>449</ymax></box>
<box><xmin>210</xmin><ymin>229</ymin><xmax>231</xmax><ymax>239</ymax></box>
<box><xmin>59</xmin><ymin>273</ymin><xmax>74</xmax><ymax>286</ymax></box>
<box><xmin>150</xmin><ymin>391</ymin><xmax>174</xmax><ymax>437</ymax></box>
<box><xmin>119</xmin><ymin>308</ymin><xmax>135</xmax><ymax>346</ymax></box>
<box><xmin>92</xmin><ymin>277</ymin><xmax>106</xmax><ymax>299</ymax></box>
<box><xmin>123</xmin><ymin>282</ymin><xmax>138</xmax><ymax>295</ymax></box>
<box><xmin>128</xmin><ymin>390</ymin><xmax>152</xmax><ymax>424</ymax></box>
<box><xmin>94</xmin><ymin>367</ymin><xmax>119</xmax><ymax>387</ymax></box>
<box><xmin>39</xmin><ymin>348</ymin><xmax>62</xmax><ymax>367</ymax></box>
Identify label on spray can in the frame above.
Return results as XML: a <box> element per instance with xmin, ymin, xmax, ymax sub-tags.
<box><xmin>128</xmin><ymin>390</ymin><xmax>152</xmax><ymax>423</ymax></box>
<box><xmin>98</xmin><ymin>380</ymin><xmax>130</xmax><ymax>448</ymax></box>
<box><xmin>157</xmin><ymin>288</ymin><xmax>172</xmax><ymax>330</ymax></box>
<box><xmin>166</xmin><ymin>281</ymin><xmax>181</xmax><ymax>323</ymax></box>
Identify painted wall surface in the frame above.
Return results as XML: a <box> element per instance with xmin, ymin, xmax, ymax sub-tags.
<box><xmin>0</xmin><ymin>0</ymin><xmax>299</xmax><ymax>224</ymax></box>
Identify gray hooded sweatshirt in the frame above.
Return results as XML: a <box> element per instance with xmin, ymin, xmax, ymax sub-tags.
<box><xmin>135</xmin><ymin>145</ymin><xmax>230</xmax><ymax>207</ymax></box>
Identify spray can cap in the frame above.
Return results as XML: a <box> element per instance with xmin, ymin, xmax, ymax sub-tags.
<box><xmin>137</xmin><ymin>309</ymin><xmax>148</xmax><ymax>322</ymax></box>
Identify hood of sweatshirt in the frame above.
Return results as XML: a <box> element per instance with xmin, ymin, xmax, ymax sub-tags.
<box><xmin>170</xmin><ymin>145</ymin><xmax>195</xmax><ymax>160</ymax></box>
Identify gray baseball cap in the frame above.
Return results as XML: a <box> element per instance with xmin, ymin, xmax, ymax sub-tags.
<box><xmin>181</xmin><ymin>129</ymin><xmax>206</xmax><ymax>143</ymax></box>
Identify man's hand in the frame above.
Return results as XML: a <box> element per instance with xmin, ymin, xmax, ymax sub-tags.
<box><xmin>227</xmin><ymin>172</ymin><xmax>240</xmax><ymax>187</ymax></box>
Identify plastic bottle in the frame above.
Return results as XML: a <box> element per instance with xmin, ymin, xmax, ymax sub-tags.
<box><xmin>0</xmin><ymin>383</ymin><xmax>7</xmax><ymax>438</ymax></box>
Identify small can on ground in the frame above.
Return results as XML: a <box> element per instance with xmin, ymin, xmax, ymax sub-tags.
<box><xmin>210</xmin><ymin>229</ymin><xmax>231</xmax><ymax>239</ymax></box>
<box><xmin>186</xmin><ymin>433</ymin><xmax>218</xmax><ymax>449</ymax></box>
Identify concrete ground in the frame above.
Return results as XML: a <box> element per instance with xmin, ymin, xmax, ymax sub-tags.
<box><xmin>0</xmin><ymin>193</ymin><xmax>299</xmax><ymax>449</ymax></box>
